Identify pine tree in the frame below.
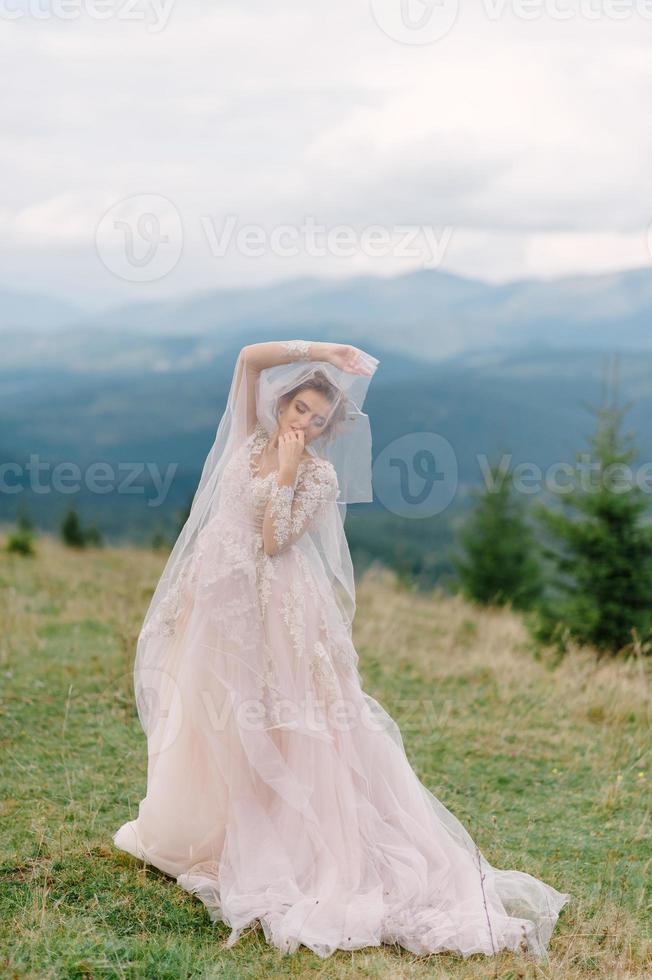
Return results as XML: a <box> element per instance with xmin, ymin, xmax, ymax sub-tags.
<box><xmin>532</xmin><ymin>356</ymin><xmax>652</xmax><ymax>658</ymax></box>
<box><xmin>453</xmin><ymin>458</ymin><xmax>543</xmax><ymax>610</ymax></box>
<box><xmin>61</xmin><ymin>507</ymin><xmax>86</xmax><ymax>548</ymax></box>
<box><xmin>7</xmin><ymin>504</ymin><xmax>36</xmax><ymax>556</ymax></box>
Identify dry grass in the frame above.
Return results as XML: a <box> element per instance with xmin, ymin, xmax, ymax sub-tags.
<box><xmin>0</xmin><ymin>534</ymin><xmax>650</xmax><ymax>978</ymax></box>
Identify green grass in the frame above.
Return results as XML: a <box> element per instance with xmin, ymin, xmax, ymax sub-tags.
<box><xmin>1</xmin><ymin>536</ymin><xmax>650</xmax><ymax>978</ymax></box>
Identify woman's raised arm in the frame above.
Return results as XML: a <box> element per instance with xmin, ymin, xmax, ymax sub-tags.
<box><xmin>236</xmin><ymin>341</ymin><xmax>327</xmax><ymax>437</ymax></box>
<box><xmin>236</xmin><ymin>340</ymin><xmax>376</xmax><ymax>436</ymax></box>
<box><xmin>241</xmin><ymin>340</ymin><xmax>332</xmax><ymax>373</ymax></box>
<box><xmin>242</xmin><ymin>340</ymin><xmax>376</xmax><ymax>378</ymax></box>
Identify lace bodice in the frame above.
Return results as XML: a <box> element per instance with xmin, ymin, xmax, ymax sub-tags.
<box><xmin>219</xmin><ymin>421</ymin><xmax>340</xmax><ymax>552</ymax></box>
<box><xmin>140</xmin><ymin>422</ymin><xmax>343</xmax><ymax>643</ymax></box>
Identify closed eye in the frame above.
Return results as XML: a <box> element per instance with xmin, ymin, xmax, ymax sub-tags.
<box><xmin>296</xmin><ymin>402</ymin><xmax>326</xmax><ymax>426</ymax></box>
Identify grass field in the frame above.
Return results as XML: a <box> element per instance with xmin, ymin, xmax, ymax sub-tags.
<box><xmin>1</xmin><ymin>534</ymin><xmax>650</xmax><ymax>979</ymax></box>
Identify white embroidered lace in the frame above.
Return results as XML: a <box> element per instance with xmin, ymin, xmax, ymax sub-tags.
<box><xmin>139</xmin><ymin>419</ymin><xmax>356</xmax><ymax>714</ymax></box>
<box><xmin>267</xmin><ymin>460</ymin><xmax>339</xmax><ymax>552</ymax></box>
<box><xmin>282</xmin><ymin>339</ymin><xmax>312</xmax><ymax>360</ymax></box>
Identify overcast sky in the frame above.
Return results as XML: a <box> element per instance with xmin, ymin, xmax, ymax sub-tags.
<box><xmin>1</xmin><ymin>0</ymin><xmax>651</xmax><ymax>310</ymax></box>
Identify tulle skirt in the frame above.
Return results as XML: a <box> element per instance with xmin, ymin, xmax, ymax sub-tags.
<box><xmin>113</xmin><ymin>516</ymin><xmax>570</xmax><ymax>960</ymax></box>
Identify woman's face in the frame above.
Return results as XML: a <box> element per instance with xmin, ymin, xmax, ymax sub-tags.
<box><xmin>280</xmin><ymin>388</ymin><xmax>333</xmax><ymax>444</ymax></box>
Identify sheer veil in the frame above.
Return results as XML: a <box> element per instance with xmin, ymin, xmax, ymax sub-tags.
<box><xmin>133</xmin><ymin>342</ymin><xmax>380</xmax><ymax>740</ymax></box>
<box><xmin>116</xmin><ymin>340</ymin><xmax>571</xmax><ymax>961</ymax></box>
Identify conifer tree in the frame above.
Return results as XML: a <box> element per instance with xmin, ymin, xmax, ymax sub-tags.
<box><xmin>532</xmin><ymin>356</ymin><xmax>652</xmax><ymax>657</ymax></box>
<box><xmin>61</xmin><ymin>507</ymin><xmax>86</xmax><ymax>548</ymax></box>
<box><xmin>7</xmin><ymin>504</ymin><xmax>36</xmax><ymax>556</ymax></box>
<box><xmin>454</xmin><ymin>458</ymin><xmax>543</xmax><ymax>610</ymax></box>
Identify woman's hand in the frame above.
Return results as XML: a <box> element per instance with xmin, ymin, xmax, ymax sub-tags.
<box><xmin>321</xmin><ymin>343</ymin><xmax>376</xmax><ymax>377</ymax></box>
<box><xmin>277</xmin><ymin>429</ymin><xmax>305</xmax><ymax>480</ymax></box>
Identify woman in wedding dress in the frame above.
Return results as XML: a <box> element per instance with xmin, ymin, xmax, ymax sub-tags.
<box><xmin>113</xmin><ymin>339</ymin><xmax>570</xmax><ymax>961</ymax></box>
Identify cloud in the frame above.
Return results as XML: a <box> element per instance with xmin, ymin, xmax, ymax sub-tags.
<box><xmin>0</xmin><ymin>1</ymin><xmax>651</xmax><ymax>303</ymax></box>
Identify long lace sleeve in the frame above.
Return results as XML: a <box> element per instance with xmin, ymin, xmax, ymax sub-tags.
<box><xmin>264</xmin><ymin>459</ymin><xmax>339</xmax><ymax>555</ymax></box>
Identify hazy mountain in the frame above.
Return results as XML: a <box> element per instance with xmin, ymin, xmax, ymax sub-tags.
<box><xmin>3</xmin><ymin>265</ymin><xmax>652</xmax><ymax>567</ymax></box>
<box><xmin>4</xmin><ymin>265</ymin><xmax>652</xmax><ymax>361</ymax></box>
<box><xmin>2</xmin><ymin>339</ymin><xmax>651</xmax><ymax>547</ymax></box>
<box><xmin>0</xmin><ymin>288</ymin><xmax>89</xmax><ymax>332</ymax></box>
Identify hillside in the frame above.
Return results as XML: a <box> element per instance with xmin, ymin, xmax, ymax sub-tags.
<box><xmin>1</xmin><ymin>536</ymin><xmax>650</xmax><ymax>977</ymax></box>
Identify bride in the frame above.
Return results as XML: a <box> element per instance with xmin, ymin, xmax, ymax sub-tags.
<box><xmin>113</xmin><ymin>339</ymin><xmax>570</xmax><ymax>961</ymax></box>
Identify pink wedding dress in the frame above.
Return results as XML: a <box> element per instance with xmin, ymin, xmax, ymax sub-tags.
<box><xmin>113</xmin><ymin>420</ymin><xmax>570</xmax><ymax>960</ymax></box>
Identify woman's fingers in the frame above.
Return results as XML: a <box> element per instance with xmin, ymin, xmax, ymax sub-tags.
<box><xmin>337</xmin><ymin>345</ymin><xmax>374</xmax><ymax>376</ymax></box>
<box><xmin>281</xmin><ymin>430</ymin><xmax>304</xmax><ymax>445</ymax></box>
<box><xmin>279</xmin><ymin>429</ymin><xmax>304</xmax><ymax>463</ymax></box>
<box><xmin>353</xmin><ymin>348</ymin><xmax>375</xmax><ymax>376</ymax></box>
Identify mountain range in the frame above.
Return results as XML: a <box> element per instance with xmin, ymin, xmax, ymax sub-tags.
<box><xmin>2</xmin><ymin>264</ymin><xmax>652</xmax><ymax>364</ymax></box>
<box><xmin>2</xmin><ymin>265</ymin><xmax>651</xmax><ymax>581</ymax></box>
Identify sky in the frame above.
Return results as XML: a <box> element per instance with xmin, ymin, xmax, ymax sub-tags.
<box><xmin>1</xmin><ymin>0</ymin><xmax>651</xmax><ymax>310</ymax></box>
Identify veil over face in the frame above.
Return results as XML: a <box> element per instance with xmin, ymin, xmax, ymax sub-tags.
<box><xmin>134</xmin><ymin>344</ymin><xmax>380</xmax><ymax>740</ymax></box>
